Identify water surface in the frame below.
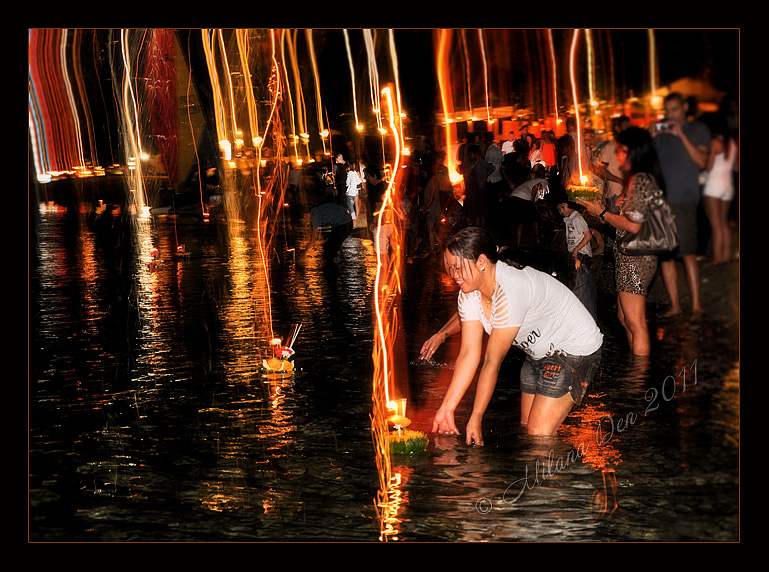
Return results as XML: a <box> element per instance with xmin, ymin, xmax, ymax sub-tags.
<box><xmin>29</xmin><ymin>206</ymin><xmax>739</xmax><ymax>542</ymax></box>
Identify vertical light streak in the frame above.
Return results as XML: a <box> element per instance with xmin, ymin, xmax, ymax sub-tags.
<box><xmin>252</xmin><ymin>29</ymin><xmax>285</xmax><ymax>344</ymax></box>
<box><xmin>284</xmin><ymin>30</ymin><xmax>311</xmax><ymax>158</ymax></box>
<box><xmin>585</xmin><ymin>29</ymin><xmax>595</xmax><ymax>115</ymax></box>
<box><xmin>478</xmin><ymin>29</ymin><xmax>492</xmax><ymax>124</ymax></box>
<box><xmin>374</xmin><ymin>85</ymin><xmax>404</xmax><ymax>410</ymax></box>
<box><xmin>28</xmin><ymin>28</ymin><xmax>87</xmax><ymax>178</ymax></box>
<box><xmin>648</xmin><ymin>29</ymin><xmax>660</xmax><ymax>107</ymax></box>
<box><xmin>436</xmin><ymin>29</ymin><xmax>461</xmax><ymax>184</ymax></box>
<box><xmin>568</xmin><ymin>29</ymin><xmax>583</xmax><ymax>183</ymax></box>
<box><xmin>216</xmin><ymin>30</ymin><xmax>240</xmax><ymax>141</ymax></box>
<box><xmin>547</xmin><ymin>29</ymin><xmax>560</xmax><ymax>133</ymax></box>
<box><xmin>236</xmin><ymin>29</ymin><xmax>260</xmax><ymax>155</ymax></box>
<box><xmin>28</xmin><ymin>29</ymin><xmax>51</xmax><ymax>179</ymax></box>
<box><xmin>304</xmin><ymin>30</ymin><xmax>327</xmax><ymax>156</ymax></box>
<box><xmin>343</xmin><ymin>29</ymin><xmax>363</xmax><ymax>131</ymax></box>
<box><xmin>71</xmin><ymin>30</ymin><xmax>98</xmax><ymax>171</ymax></box>
<box><xmin>372</xmin><ymin>84</ymin><xmax>406</xmax><ymax>542</ymax></box>
<box><xmin>387</xmin><ymin>30</ymin><xmax>406</xmax><ymax>151</ymax></box>
<box><xmin>201</xmin><ymin>30</ymin><xmax>228</xmax><ymax>151</ymax></box>
<box><xmin>279</xmin><ymin>30</ymin><xmax>301</xmax><ymax>161</ymax></box>
<box><xmin>59</xmin><ymin>29</ymin><xmax>87</xmax><ymax>171</ymax></box>
<box><xmin>119</xmin><ymin>29</ymin><xmax>148</xmax><ymax>210</ymax></box>
<box><xmin>363</xmin><ymin>30</ymin><xmax>383</xmax><ymax>133</ymax></box>
<box><xmin>460</xmin><ymin>30</ymin><xmax>473</xmax><ymax>118</ymax></box>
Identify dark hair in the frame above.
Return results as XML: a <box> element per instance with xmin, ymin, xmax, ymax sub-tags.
<box><xmin>616</xmin><ymin>126</ymin><xmax>665</xmax><ymax>191</ymax></box>
<box><xmin>443</xmin><ymin>226</ymin><xmax>525</xmax><ymax>270</ymax></box>
<box><xmin>664</xmin><ymin>91</ymin><xmax>685</xmax><ymax>106</ymax></box>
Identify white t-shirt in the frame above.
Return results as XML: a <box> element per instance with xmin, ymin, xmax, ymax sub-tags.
<box><xmin>510</xmin><ymin>177</ymin><xmax>549</xmax><ymax>201</ymax></box>
<box><xmin>457</xmin><ymin>263</ymin><xmax>602</xmax><ymax>359</ymax></box>
<box><xmin>564</xmin><ymin>210</ymin><xmax>592</xmax><ymax>257</ymax></box>
<box><xmin>346</xmin><ymin>170</ymin><xmax>362</xmax><ymax>197</ymax></box>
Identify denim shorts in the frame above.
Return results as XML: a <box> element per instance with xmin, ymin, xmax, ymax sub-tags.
<box><xmin>519</xmin><ymin>347</ymin><xmax>602</xmax><ymax>405</ymax></box>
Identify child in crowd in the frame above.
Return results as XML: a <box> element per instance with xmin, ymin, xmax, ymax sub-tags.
<box><xmin>558</xmin><ymin>200</ymin><xmax>598</xmax><ymax>321</ymax></box>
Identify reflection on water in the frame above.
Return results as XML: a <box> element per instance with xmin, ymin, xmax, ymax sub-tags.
<box><xmin>30</xmin><ymin>207</ymin><xmax>739</xmax><ymax>542</ymax></box>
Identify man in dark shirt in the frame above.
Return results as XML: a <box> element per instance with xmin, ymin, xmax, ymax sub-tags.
<box><xmin>304</xmin><ymin>200</ymin><xmax>353</xmax><ymax>258</ymax></box>
<box><xmin>333</xmin><ymin>154</ymin><xmax>347</xmax><ymax>203</ymax></box>
<box><xmin>652</xmin><ymin>92</ymin><xmax>710</xmax><ymax>319</ymax></box>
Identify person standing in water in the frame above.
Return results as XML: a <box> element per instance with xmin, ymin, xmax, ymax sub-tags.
<box><xmin>432</xmin><ymin>227</ymin><xmax>603</xmax><ymax>445</ymax></box>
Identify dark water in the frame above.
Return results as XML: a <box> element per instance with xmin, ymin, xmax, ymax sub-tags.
<box><xmin>29</xmin><ymin>203</ymin><xmax>739</xmax><ymax>542</ymax></box>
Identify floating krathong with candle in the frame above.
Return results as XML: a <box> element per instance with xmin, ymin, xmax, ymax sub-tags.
<box><xmin>389</xmin><ymin>429</ymin><xmax>429</xmax><ymax>455</ymax></box>
<box><xmin>386</xmin><ymin>398</ymin><xmax>429</xmax><ymax>455</ymax></box>
<box><xmin>565</xmin><ymin>184</ymin><xmax>601</xmax><ymax>202</ymax></box>
<box><xmin>261</xmin><ymin>324</ymin><xmax>302</xmax><ymax>378</ymax></box>
<box><xmin>566</xmin><ymin>175</ymin><xmax>601</xmax><ymax>202</ymax></box>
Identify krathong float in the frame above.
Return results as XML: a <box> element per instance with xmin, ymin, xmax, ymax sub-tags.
<box><xmin>261</xmin><ymin>324</ymin><xmax>301</xmax><ymax>379</ymax></box>
<box><xmin>566</xmin><ymin>175</ymin><xmax>601</xmax><ymax>202</ymax></box>
<box><xmin>565</xmin><ymin>184</ymin><xmax>600</xmax><ymax>202</ymax></box>
<box><xmin>386</xmin><ymin>398</ymin><xmax>429</xmax><ymax>455</ymax></box>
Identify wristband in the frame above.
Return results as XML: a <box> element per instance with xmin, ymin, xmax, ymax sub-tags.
<box><xmin>599</xmin><ymin>209</ymin><xmax>607</xmax><ymax>221</ymax></box>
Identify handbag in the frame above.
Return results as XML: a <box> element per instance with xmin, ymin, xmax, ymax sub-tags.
<box><xmin>616</xmin><ymin>183</ymin><xmax>678</xmax><ymax>257</ymax></box>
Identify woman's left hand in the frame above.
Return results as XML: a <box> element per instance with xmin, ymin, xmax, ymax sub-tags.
<box><xmin>420</xmin><ymin>333</ymin><xmax>444</xmax><ymax>360</ymax></box>
<box><xmin>465</xmin><ymin>416</ymin><xmax>484</xmax><ymax>446</ymax></box>
<box><xmin>576</xmin><ymin>197</ymin><xmax>602</xmax><ymax>217</ymax></box>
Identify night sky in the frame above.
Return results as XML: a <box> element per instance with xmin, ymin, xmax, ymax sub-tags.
<box><xmin>309</xmin><ymin>28</ymin><xmax>739</xmax><ymax>129</ymax></box>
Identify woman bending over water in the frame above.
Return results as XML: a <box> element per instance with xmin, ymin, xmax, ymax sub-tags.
<box><xmin>432</xmin><ymin>227</ymin><xmax>603</xmax><ymax>445</ymax></box>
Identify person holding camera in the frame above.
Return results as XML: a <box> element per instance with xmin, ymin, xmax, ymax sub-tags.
<box><xmin>651</xmin><ymin>92</ymin><xmax>711</xmax><ymax>320</ymax></box>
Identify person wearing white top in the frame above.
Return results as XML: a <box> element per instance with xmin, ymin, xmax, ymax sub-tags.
<box><xmin>345</xmin><ymin>161</ymin><xmax>362</xmax><ymax>221</ymax></box>
<box><xmin>430</xmin><ymin>226</ymin><xmax>602</xmax><ymax>445</ymax></box>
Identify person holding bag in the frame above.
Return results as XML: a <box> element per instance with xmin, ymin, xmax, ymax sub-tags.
<box><xmin>578</xmin><ymin>127</ymin><xmax>669</xmax><ymax>356</ymax></box>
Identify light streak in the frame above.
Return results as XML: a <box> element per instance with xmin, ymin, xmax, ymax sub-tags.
<box><xmin>387</xmin><ymin>30</ymin><xmax>406</xmax><ymax>152</ymax></box>
<box><xmin>547</xmin><ymin>30</ymin><xmax>560</xmax><ymax>133</ymax></box>
<box><xmin>648</xmin><ymin>29</ymin><xmax>661</xmax><ymax>108</ymax></box>
<box><xmin>236</xmin><ymin>29</ymin><xmax>260</xmax><ymax>156</ymax></box>
<box><xmin>460</xmin><ymin>30</ymin><xmax>472</xmax><ymax>118</ymax></box>
<box><xmin>372</xmin><ymin>84</ymin><xmax>407</xmax><ymax>542</ymax></box>
<box><xmin>363</xmin><ymin>30</ymin><xmax>383</xmax><ymax>133</ymax></box>
<box><xmin>436</xmin><ymin>29</ymin><xmax>462</xmax><ymax>184</ymax></box>
<box><xmin>478</xmin><ymin>29</ymin><xmax>492</xmax><ymax>124</ymax></box>
<box><xmin>343</xmin><ymin>29</ymin><xmax>363</xmax><ymax>130</ymax></box>
<box><xmin>568</xmin><ymin>29</ymin><xmax>584</xmax><ymax>184</ymax></box>
<box><xmin>279</xmin><ymin>30</ymin><xmax>302</xmax><ymax>161</ymax></box>
<box><xmin>304</xmin><ymin>30</ymin><xmax>327</xmax><ymax>156</ymax></box>
<box><xmin>282</xmin><ymin>31</ymin><xmax>310</xmax><ymax>160</ymax></box>
<box><xmin>118</xmin><ymin>29</ymin><xmax>148</xmax><ymax>210</ymax></box>
<box><xmin>28</xmin><ymin>29</ymin><xmax>90</xmax><ymax>180</ymax></box>
<box><xmin>585</xmin><ymin>29</ymin><xmax>595</xmax><ymax>114</ymax></box>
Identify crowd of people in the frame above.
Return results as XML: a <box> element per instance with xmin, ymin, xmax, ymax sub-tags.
<box><xmin>301</xmin><ymin>92</ymin><xmax>738</xmax><ymax>445</ymax></box>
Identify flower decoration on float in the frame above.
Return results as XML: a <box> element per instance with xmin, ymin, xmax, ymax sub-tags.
<box><xmin>386</xmin><ymin>398</ymin><xmax>429</xmax><ymax>455</ymax></box>
<box><xmin>566</xmin><ymin>175</ymin><xmax>601</xmax><ymax>202</ymax></box>
<box><xmin>261</xmin><ymin>324</ymin><xmax>302</xmax><ymax>379</ymax></box>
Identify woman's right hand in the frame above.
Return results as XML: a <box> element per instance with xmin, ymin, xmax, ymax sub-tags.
<box><xmin>432</xmin><ymin>407</ymin><xmax>460</xmax><ymax>436</ymax></box>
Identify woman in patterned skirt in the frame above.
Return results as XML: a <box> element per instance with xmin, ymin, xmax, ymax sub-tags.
<box><xmin>579</xmin><ymin>127</ymin><xmax>665</xmax><ymax>356</ymax></box>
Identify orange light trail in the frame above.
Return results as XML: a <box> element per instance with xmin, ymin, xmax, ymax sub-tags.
<box><xmin>363</xmin><ymin>30</ymin><xmax>384</xmax><ymax>135</ymax></box>
<box><xmin>283</xmin><ymin>30</ymin><xmax>312</xmax><ymax>161</ymax></box>
<box><xmin>304</xmin><ymin>30</ymin><xmax>328</xmax><ymax>157</ymax></box>
<box><xmin>118</xmin><ymin>29</ymin><xmax>149</xmax><ymax>212</ymax></box>
<box><xmin>547</xmin><ymin>29</ymin><xmax>560</xmax><ymax>133</ymax></box>
<box><xmin>28</xmin><ymin>29</ymin><xmax>90</xmax><ymax>180</ymax></box>
<box><xmin>436</xmin><ymin>29</ymin><xmax>462</xmax><ymax>185</ymax></box>
<box><xmin>372</xmin><ymin>83</ymin><xmax>408</xmax><ymax>542</ymax></box>
<box><xmin>568</xmin><ymin>29</ymin><xmax>584</xmax><ymax>185</ymax></box>
<box><xmin>278</xmin><ymin>31</ymin><xmax>302</xmax><ymax>162</ymax></box>
<box><xmin>343</xmin><ymin>29</ymin><xmax>363</xmax><ymax>131</ymax></box>
<box><xmin>477</xmin><ymin>29</ymin><xmax>492</xmax><ymax>124</ymax></box>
